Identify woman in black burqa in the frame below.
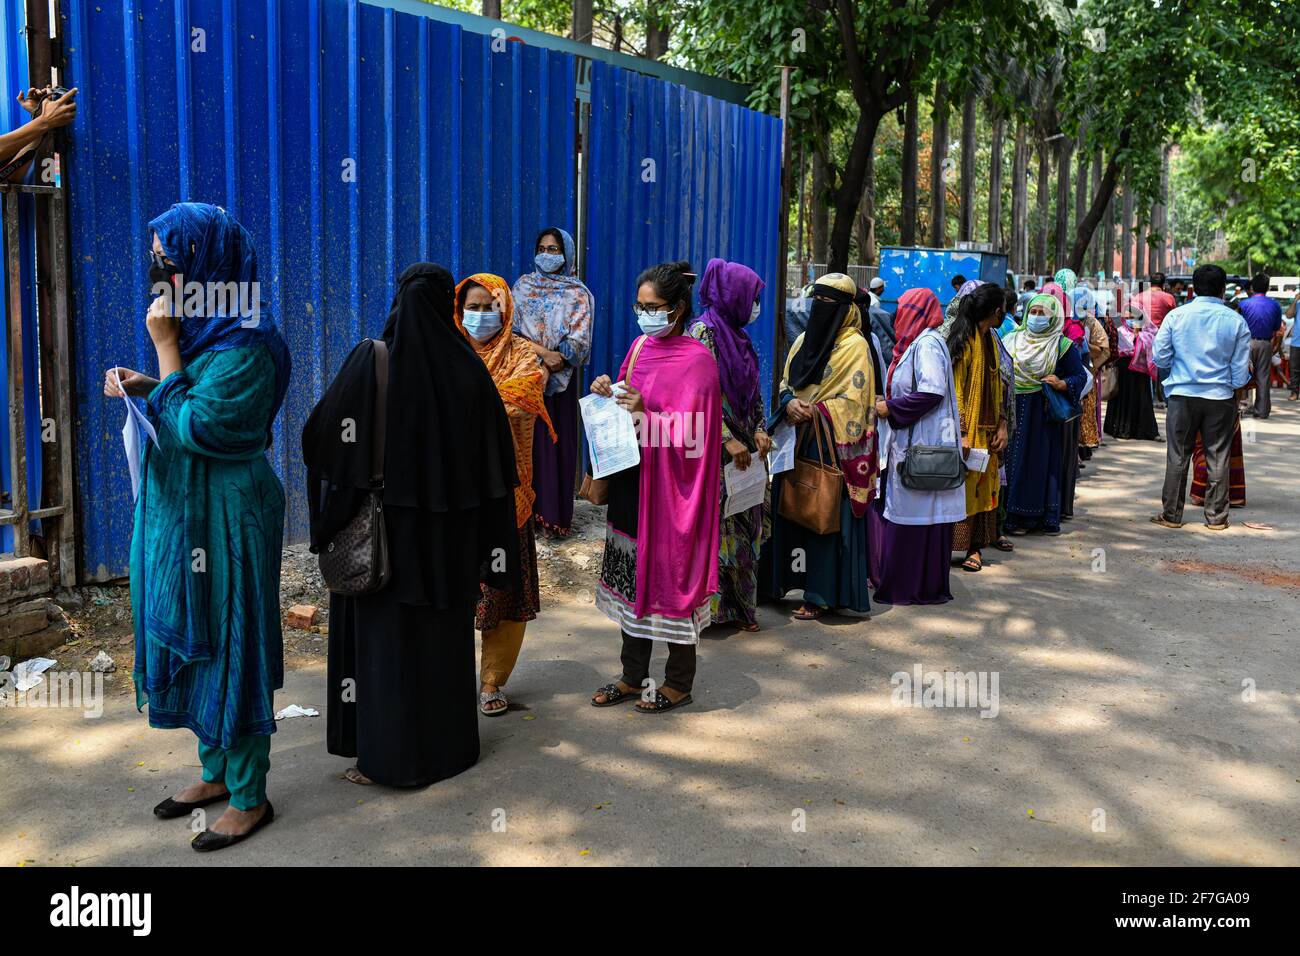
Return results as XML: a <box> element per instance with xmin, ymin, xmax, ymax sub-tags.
<box><xmin>302</xmin><ymin>263</ymin><xmax>520</xmax><ymax>787</ymax></box>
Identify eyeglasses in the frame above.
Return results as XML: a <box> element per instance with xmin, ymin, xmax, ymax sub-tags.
<box><xmin>536</xmin><ymin>244</ymin><xmax>562</xmax><ymax>254</ymax></box>
<box><xmin>632</xmin><ymin>302</ymin><xmax>670</xmax><ymax>316</ymax></box>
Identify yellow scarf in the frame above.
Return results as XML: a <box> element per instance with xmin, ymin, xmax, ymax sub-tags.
<box><xmin>953</xmin><ymin>328</ymin><xmax>1003</xmax><ymax>515</ymax></box>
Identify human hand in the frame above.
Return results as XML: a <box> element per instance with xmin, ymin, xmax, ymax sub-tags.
<box><xmin>726</xmin><ymin>437</ymin><xmax>751</xmax><ymax>470</ymax></box>
<box><xmin>615</xmin><ymin>385</ymin><xmax>644</xmax><ymax>415</ymax></box>
<box><xmin>786</xmin><ymin>398</ymin><xmax>814</xmax><ymax>423</ymax></box>
<box><xmin>146</xmin><ymin>295</ymin><xmax>180</xmax><ymax>349</ymax></box>
<box><xmin>36</xmin><ymin>87</ymin><xmax>77</xmax><ymax>129</ymax></box>
<box><xmin>104</xmin><ymin>367</ymin><xmax>158</xmax><ymax>399</ymax></box>
<box><xmin>754</xmin><ymin>430</ymin><xmax>773</xmax><ymax>458</ymax></box>
<box><xmin>874</xmin><ymin>398</ymin><xmax>889</xmax><ymax>419</ymax></box>
<box><xmin>591</xmin><ymin>374</ymin><xmax>614</xmax><ymax>397</ymax></box>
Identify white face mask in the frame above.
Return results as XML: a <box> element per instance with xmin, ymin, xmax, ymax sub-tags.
<box><xmin>748</xmin><ymin>301</ymin><xmax>761</xmax><ymax>325</ymax></box>
<box><xmin>462</xmin><ymin>309</ymin><xmax>502</xmax><ymax>342</ymax></box>
<box><xmin>636</xmin><ymin>309</ymin><xmax>675</xmax><ymax>337</ymax></box>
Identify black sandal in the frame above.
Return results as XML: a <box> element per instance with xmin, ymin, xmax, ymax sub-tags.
<box><xmin>992</xmin><ymin>538</ymin><xmax>1015</xmax><ymax>552</ymax></box>
<box><xmin>591</xmin><ymin>682</ymin><xmax>638</xmax><ymax>707</ymax></box>
<box><xmin>636</xmin><ymin>690</ymin><xmax>693</xmax><ymax>714</ymax></box>
<box><xmin>191</xmin><ymin>801</ymin><xmax>275</xmax><ymax>852</ymax></box>
<box><xmin>792</xmin><ymin>603</ymin><xmax>827</xmax><ymax>621</ymax></box>
<box><xmin>961</xmin><ymin>554</ymin><xmax>982</xmax><ymax>572</ymax></box>
<box><xmin>153</xmin><ymin>789</ymin><xmax>231</xmax><ymax>819</ymax></box>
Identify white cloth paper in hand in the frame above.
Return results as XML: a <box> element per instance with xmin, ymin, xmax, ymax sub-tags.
<box><xmin>579</xmin><ymin>383</ymin><xmax>641</xmax><ymax>479</ymax></box>
<box><xmin>723</xmin><ymin>458</ymin><xmax>767</xmax><ymax>518</ymax></box>
<box><xmin>768</xmin><ymin>421</ymin><xmax>797</xmax><ymax>475</ymax></box>
<box><xmin>964</xmin><ymin>447</ymin><xmax>990</xmax><ymax>473</ymax></box>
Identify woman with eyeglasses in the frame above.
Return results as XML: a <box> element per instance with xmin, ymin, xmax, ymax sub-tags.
<box><xmin>687</xmin><ymin>258</ymin><xmax>772</xmax><ymax>632</ymax></box>
<box><xmin>762</xmin><ymin>272</ymin><xmax>877</xmax><ymax>621</ymax></box>
<box><xmin>453</xmin><ymin>273</ymin><xmax>556</xmax><ymax>716</ymax></box>
<box><xmin>589</xmin><ymin>261</ymin><xmax>721</xmax><ymax>714</ymax></box>
<box><xmin>1002</xmin><ymin>294</ymin><xmax>1088</xmax><ymax>536</ymax></box>
<box><xmin>511</xmin><ymin>228</ymin><xmax>594</xmax><ymax>539</ymax></box>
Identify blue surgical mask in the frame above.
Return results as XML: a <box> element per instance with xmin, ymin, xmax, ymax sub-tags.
<box><xmin>636</xmin><ymin>309</ymin><xmax>675</xmax><ymax>337</ymax></box>
<box><xmin>535</xmin><ymin>252</ymin><xmax>565</xmax><ymax>274</ymax></box>
<box><xmin>1027</xmin><ymin>313</ymin><xmax>1051</xmax><ymax>334</ymax></box>
<box><xmin>462</xmin><ymin>309</ymin><xmax>502</xmax><ymax>341</ymax></box>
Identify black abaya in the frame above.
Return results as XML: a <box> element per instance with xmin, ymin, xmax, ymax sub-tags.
<box><xmin>1103</xmin><ymin>357</ymin><xmax>1160</xmax><ymax>440</ymax></box>
<box><xmin>304</xmin><ymin>263</ymin><xmax>520</xmax><ymax>787</ymax></box>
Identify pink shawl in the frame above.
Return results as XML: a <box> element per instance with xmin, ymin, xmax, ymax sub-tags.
<box><xmin>619</xmin><ymin>334</ymin><xmax>722</xmax><ymax>619</ymax></box>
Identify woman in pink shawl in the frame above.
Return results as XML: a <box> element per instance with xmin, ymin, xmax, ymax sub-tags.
<box><xmin>590</xmin><ymin>261</ymin><xmax>722</xmax><ymax>714</ymax></box>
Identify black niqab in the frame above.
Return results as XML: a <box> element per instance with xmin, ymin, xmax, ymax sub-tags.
<box><xmin>788</xmin><ymin>282</ymin><xmax>854</xmax><ymax>390</ymax></box>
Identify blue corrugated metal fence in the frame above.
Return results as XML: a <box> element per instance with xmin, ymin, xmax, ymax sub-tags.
<box><xmin>584</xmin><ymin>60</ymin><xmax>782</xmax><ymax>395</ymax></box>
<box><xmin>56</xmin><ymin>0</ymin><xmax>780</xmax><ymax>580</ymax></box>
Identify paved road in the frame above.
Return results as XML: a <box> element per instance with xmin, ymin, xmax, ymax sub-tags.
<box><xmin>5</xmin><ymin>400</ymin><xmax>1298</xmax><ymax>866</ymax></box>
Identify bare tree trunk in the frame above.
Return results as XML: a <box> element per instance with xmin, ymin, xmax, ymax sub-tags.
<box><xmin>482</xmin><ymin>0</ymin><xmax>501</xmax><ymax>18</ymax></box>
<box><xmin>1088</xmin><ymin>149</ymin><xmax>1103</xmax><ymax>273</ymax></box>
<box><xmin>1135</xmin><ymin>212</ymin><xmax>1148</xmax><ymax>280</ymax></box>
<box><xmin>1011</xmin><ymin>119</ymin><xmax>1028</xmax><ymax>273</ymax></box>
<box><xmin>1054</xmin><ymin>136</ymin><xmax>1072</xmax><ymax>267</ymax></box>
<box><xmin>828</xmin><ymin>107</ymin><xmax>886</xmax><ymax>272</ymax></box>
<box><xmin>812</xmin><ymin>142</ymin><xmax>830</xmax><ymax>264</ymax></box>
<box><xmin>929</xmin><ymin>79</ymin><xmax>949</xmax><ymax>248</ymax></box>
<box><xmin>1034</xmin><ymin>138</ymin><xmax>1050</xmax><ymax>275</ymax></box>
<box><xmin>900</xmin><ymin>92</ymin><xmax>919</xmax><ymax>246</ymax></box>
<box><xmin>612</xmin><ymin>14</ymin><xmax>624</xmax><ymax>53</ymax></box>
<box><xmin>1103</xmin><ymin>164</ymin><xmax>1115</xmax><ymax>278</ymax></box>
<box><xmin>572</xmin><ymin>0</ymin><xmax>593</xmax><ymax>43</ymax></box>
<box><xmin>1155</xmin><ymin>145</ymin><xmax>1170</xmax><ymax>273</ymax></box>
<box><xmin>645</xmin><ymin>20</ymin><xmax>670</xmax><ymax>60</ymax></box>
<box><xmin>1074</xmin><ymin>126</ymin><xmax>1089</xmax><ymax>263</ymax></box>
<box><xmin>958</xmin><ymin>86</ymin><xmax>977</xmax><ymax>243</ymax></box>
<box><xmin>856</xmin><ymin>147</ymin><xmax>877</xmax><ymax>264</ymax></box>
<box><xmin>988</xmin><ymin>108</ymin><xmax>1005</xmax><ymax>252</ymax></box>
<box><xmin>1121</xmin><ymin>169</ymin><xmax>1133</xmax><ymax>280</ymax></box>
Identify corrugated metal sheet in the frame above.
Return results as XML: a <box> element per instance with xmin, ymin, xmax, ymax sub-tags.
<box><xmin>64</xmin><ymin>0</ymin><xmax>576</xmax><ymax>579</ymax></box>
<box><xmin>583</xmin><ymin>60</ymin><xmax>782</xmax><ymax>399</ymax></box>
<box><xmin>0</xmin><ymin>0</ymin><xmax>43</xmax><ymax>554</ymax></box>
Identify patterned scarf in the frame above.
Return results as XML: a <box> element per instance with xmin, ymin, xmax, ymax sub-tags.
<box><xmin>1003</xmin><ymin>294</ymin><xmax>1067</xmax><ymax>392</ymax></box>
<box><xmin>455</xmin><ymin>273</ymin><xmax>556</xmax><ymax>526</ymax></box>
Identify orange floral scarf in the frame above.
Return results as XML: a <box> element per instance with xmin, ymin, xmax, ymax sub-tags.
<box><xmin>454</xmin><ymin>273</ymin><xmax>557</xmax><ymax>527</ymax></box>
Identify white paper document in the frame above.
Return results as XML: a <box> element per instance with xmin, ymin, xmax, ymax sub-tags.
<box><xmin>113</xmin><ymin>369</ymin><xmax>158</xmax><ymax>501</ymax></box>
<box><xmin>964</xmin><ymin>447</ymin><xmax>990</xmax><ymax>473</ymax></box>
<box><xmin>767</xmin><ymin>421</ymin><xmax>797</xmax><ymax>475</ymax></box>
<box><xmin>579</xmin><ymin>384</ymin><xmax>640</xmax><ymax>479</ymax></box>
<box><xmin>723</xmin><ymin>458</ymin><xmax>768</xmax><ymax>518</ymax></box>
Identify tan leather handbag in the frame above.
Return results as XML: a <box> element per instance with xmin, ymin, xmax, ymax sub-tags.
<box><xmin>777</xmin><ymin>411</ymin><xmax>843</xmax><ymax>535</ymax></box>
<box><xmin>579</xmin><ymin>335</ymin><xmax>649</xmax><ymax>505</ymax></box>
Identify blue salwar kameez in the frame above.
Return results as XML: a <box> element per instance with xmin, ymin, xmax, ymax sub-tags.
<box><xmin>1003</xmin><ymin>343</ymin><xmax>1087</xmax><ymax>534</ymax></box>
<box><xmin>131</xmin><ymin>345</ymin><xmax>286</xmax><ymax>809</ymax></box>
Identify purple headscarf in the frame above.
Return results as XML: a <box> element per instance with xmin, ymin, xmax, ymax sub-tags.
<box><xmin>696</xmin><ymin>258</ymin><xmax>764</xmax><ymax>425</ymax></box>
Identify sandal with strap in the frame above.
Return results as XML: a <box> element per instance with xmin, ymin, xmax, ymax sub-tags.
<box><xmin>479</xmin><ymin>690</ymin><xmax>508</xmax><ymax>716</ymax></box>
<box><xmin>992</xmin><ymin>538</ymin><xmax>1015</xmax><ymax>552</ymax></box>
<box><xmin>792</xmin><ymin>604</ymin><xmax>827</xmax><ymax>621</ymax></box>
<box><xmin>961</xmin><ymin>554</ymin><xmax>983</xmax><ymax>572</ymax></box>
<box><xmin>591</xmin><ymin>682</ymin><xmax>638</xmax><ymax>708</ymax></box>
<box><xmin>636</xmin><ymin>690</ymin><xmax>693</xmax><ymax>714</ymax></box>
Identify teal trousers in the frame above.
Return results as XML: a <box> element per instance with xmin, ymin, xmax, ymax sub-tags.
<box><xmin>198</xmin><ymin>734</ymin><xmax>270</xmax><ymax>810</ymax></box>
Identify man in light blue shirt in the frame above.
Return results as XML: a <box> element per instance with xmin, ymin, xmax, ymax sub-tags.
<box><xmin>1151</xmin><ymin>264</ymin><xmax>1251</xmax><ymax>530</ymax></box>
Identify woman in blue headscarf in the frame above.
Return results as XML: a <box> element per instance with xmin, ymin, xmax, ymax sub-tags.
<box><xmin>104</xmin><ymin>202</ymin><xmax>291</xmax><ymax>852</ymax></box>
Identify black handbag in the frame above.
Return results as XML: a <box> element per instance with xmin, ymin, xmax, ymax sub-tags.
<box><xmin>896</xmin><ymin>338</ymin><xmax>967</xmax><ymax>492</ymax></box>
<box><xmin>318</xmin><ymin>339</ymin><xmax>391</xmax><ymax>596</ymax></box>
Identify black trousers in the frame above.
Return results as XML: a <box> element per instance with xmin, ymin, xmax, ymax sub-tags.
<box><xmin>1289</xmin><ymin>346</ymin><xmax>1300</xmax><ymax>392</ymax></box>
<box><xmin>1161</xmin><ymin>395</ymin><xmax>1236</xmax><ymax>526</ymax></box>
<box><xmin>620</xmin><ymin>631</ymin><xmax>697</xmax><ymax>695</ymax></box>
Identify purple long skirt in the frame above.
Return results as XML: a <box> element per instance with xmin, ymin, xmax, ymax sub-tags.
<box><xmin>867</xmin><ymin>496</ymin><xmax>955</xmax><ymax>606</ymax></box>
<box><xmin>532</xmin><ymin>376</ymin><xmax>580</xmax><ymax>535</ymax></box>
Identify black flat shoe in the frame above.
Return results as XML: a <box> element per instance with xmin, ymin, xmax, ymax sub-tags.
<box><xmin>153</xmin><ymin>790</ymin><xmax>230</xmax><ymax>819</ymax></box>
<box><xmin>191</xmin><ymin>801</ymin><xmax>275</xmax><ymax>852</ymax></box>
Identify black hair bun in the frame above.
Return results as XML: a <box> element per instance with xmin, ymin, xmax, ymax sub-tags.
<box><xmin>671</xmin><ymin>260</ymin><xmax>697</xmax><ymax>284</ymax></box>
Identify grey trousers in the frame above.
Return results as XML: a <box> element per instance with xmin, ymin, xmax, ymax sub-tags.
<box><xmin>1161</xmin><ymin>395</ymin><xmax>1236</xmax><ymax>526</ymax></box>
<box><xmin>1249</xmin><ymin>339</ymin><xmax>1273</xmax><ymax>417</ymax></box>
